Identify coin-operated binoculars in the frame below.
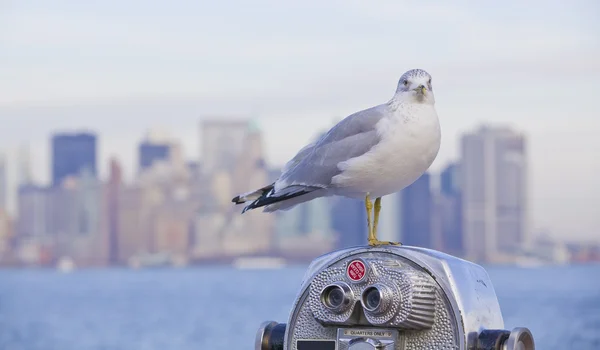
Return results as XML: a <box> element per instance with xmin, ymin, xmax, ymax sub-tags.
<box><xmin>256</xmin><ymin>245</ymin><xmax>534</xmax><ymax>350</ymax></box>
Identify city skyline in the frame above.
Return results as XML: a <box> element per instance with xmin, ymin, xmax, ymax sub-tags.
<box><xmin>1</xmin><ymin>1</ymin><xmax>599</xmax><ymax>242</ymax></box>
<box><xmin>1</xmin><ymin>119</ymin><xmax>597</xmax><ymax>269</ymax></box>
<box><xmin>0</xmin><ymin>118</ymin><xmax>597</xmax><ymax>245</ymax></box>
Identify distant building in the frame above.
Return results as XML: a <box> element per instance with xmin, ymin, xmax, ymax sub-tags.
<box><xmin>64</xmin><ymin>169</ymin><xmax>108</xmax><ymax>266</ymax></box>
<box><xmin>0</xmin><ymin>209</ymin><xmax>11</xmax><ymax>258</ymax></box>
<box><xmin>297</xmin><ymin>198</ymin><xmax>332</xmax><ymax>237</ymax></box>
<box><xmin>139</xmin><ymin>142</ymin><xmax>170</xmax><ymax>172</ymax></box>
<box><xmin>116</xmin><ymin>186</ymin><xmax>147</xmax><ymax>263</ymax></box>
<box><xmin>15</xmin><ymin>185</ymin><xmax>56</xmax><ymax>265</ymax></box>
<box><xmin>231</xmin><ymin>120</ymin><xmax>267</xmax><ymax>195</ymax></box>
<box><xmin>107</xmin><ymin>158</ymin><xmax>122</xmax><ymax>264</ymax></box>
<box><xmin>224</xmin><ymin>121</ymin><xmax>275</xmax><ymax>255</ymax></box>
<box><xmin>191</xmin><ymin>210</ymin><xmax>226</xmax><ymax>260</ymax></box>
<box><xmin>0</xmin><ymin>153</ymin><xmax>6</xmax><ymax>211</ymax></box>
<box><xmin>377</xmin><ymin>193</ymin><xmax>401</xmax><ymax>243</ymax></box>
<box><xmin>461</xmin><ymin>125</ymin><xmax>528</xmax><ymax>262</ymax></box>
<box><xmin>332</xmin><ymin>198</ymin><xmax>368</xmax><ymax>248</ymax></box>
<box><xmin>152</xmin><ymin>201</ymin><xmax>195</xmax><ymax>258</ymax></box>
<box><xmin>187</xmin><ymin>162</ymin><xmax>201</xmax><ymax>178</ymax></box>
<box><xmin>437</xmin><ymin>163</ymin><xmax>463</xmax><ymax>256</ymax></box>
<box><xmin>75</xmin><ymin>169</ymin><xmax>101</xmax><ymax>236</ymax></box>
<box><xmin>441</xmin><ymin>163</ymin><xmax>461</xmax><ymax>196</ymax></box>
<box><xmin>17</xmin><ymin>185</ymin><xmax>52</xmax><ymax>239</ymax></box>
<box><xmin>15</xmin><ymin>184</ymin><xmax>69</xmax><ymax>265</ymax></box>
<box><xmin>272</xmin><ymin>197</ymin><xmax>335</xmax><ymax>260</ymax></box>
<box><xmin>138</xmin><ymin>129</ymin><xmax>187</xmax><ymax>176</ymax></box>
<box><xmin>16</xmin><ymin>172</ymin><xmax>108</xmax><ymax>266</ymax></box>
<box><xmin>400</xmin><ymin>173</ymin><xmax>433</xmax><ymax>248</ymax></box>
<box><xmin>51</xmin><ymin>132</ymin><xmax>97</xmax><ymax>186</ymax></box>
<box><xmin>18</xmin><ymin>145</ymin><xmax>33</xmax><ymax>187</ymax></box>
<box><xmin>200</xmin><ymin>119</ymin><xmax>251</xmax><ymax>174</ymax></box>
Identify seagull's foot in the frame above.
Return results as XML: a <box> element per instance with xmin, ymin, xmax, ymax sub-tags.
<box><xmin>368</xmin><ymin>238</ymin><xmax>402</xmax><ymax>247</ymax></box>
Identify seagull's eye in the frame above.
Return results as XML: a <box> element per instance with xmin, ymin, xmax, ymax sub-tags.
<box><xmin>403</xmin><ymin>80</ymin><xmax>409</xmax><ymax>86</ymax></box>
<box><xmin>428</xmin><ymin>79</ymin><xmax>431</xmax><ymax>85</ymax></box>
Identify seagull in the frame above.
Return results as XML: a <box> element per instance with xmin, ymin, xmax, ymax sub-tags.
<box><xmin>232</xmin><ymin>69</ymin><xmax>441</xmax><ymax>246</ymax></box>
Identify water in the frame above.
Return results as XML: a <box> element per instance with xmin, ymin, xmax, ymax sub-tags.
<box><xmin>0</xmin><ymin>264</ymin><xmax>598</xmax><ymax>350</ymax></box>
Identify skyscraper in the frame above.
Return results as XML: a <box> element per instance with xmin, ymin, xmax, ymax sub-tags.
<box><xmin>17</xmin><ymin>185</ymin><xmax>51</xmax><ymax>238</ymax></box>
<box><xmin>139</xmin><ymin>142</ymin><xmax>170</xmax><ymax>172</ymax></box>
<box><xmin>437</xmin><ymin>163</ymin><xmax>463</xmax><ymax>255</ymax></box>
<box><xmin>400</xmin><ymin>173</ymin><xmax>433</xmax><ymax>248</ymax></box>
<box><xmin>441</xmin><ymin>163</ymin><xmax>461</xmax><ymax>196</ymax></box>
<box><xmin>0</xmin><ymin>153</ymin><xmax>6</xmax><ymax>211</ymax></box>
<box><xmin>116</xmin><ymin>186</ymin><xmax>147</xmax><ymax>263</ymax></box>
<box><xmin>51</xmin><ymin>132</ymin><xmax>97</xmax><ymax>186</ymax></box>
<box><xmin>461</xmin><ymin>125</ymin><xmax>528</xmax><ymax>262</ymax></box>
<box><xmin>107</xmin><ymin>158</ymin><xmax>122</xmax><ymax>264</ymax></box>
<box><xmin>227</xmin><ymin>121</ymin><xmax>274</xmax><ymax>254</ymax></box>
<box><xmin>332</xmin><ymin>197</ymin><xmax>368</xmax><ymax>248</ymax></box>
<box><xmin>137</xmin><ymin>129</ymin><xmax>175</xmax><ymax>172</ymax></box>
<box><xmin>201</xmin><ymin>119</ymin><xmax>250</xmax><ymax>174</ymax></box>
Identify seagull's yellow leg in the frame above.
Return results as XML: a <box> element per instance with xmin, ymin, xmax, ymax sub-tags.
<box><xmin>368</xmin><ymin>197</ymin><xmax>401</xmax><ymax>246</ymax></box>
<box><xmin>373</xmin><ymin>197</ymin><xmax>382</xmax><ymax>238</ymax></box>
<box><xmin>365</xmin><ymin>194</ymin><xmax>374</xmax><ymax>241</ymax></box>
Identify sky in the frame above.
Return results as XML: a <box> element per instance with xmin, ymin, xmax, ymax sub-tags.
<box><xmin>0</xmin><ymin>0</ymin><xmax>599</xmax><ymax>242</ymax></box>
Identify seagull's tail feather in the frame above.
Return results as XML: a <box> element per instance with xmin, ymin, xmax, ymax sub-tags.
<box><xmin>239</xmin><ymin>185</ymin><xmax>324</xmax><ymax>213</ymax></box>
<box><xmin>232</xmin><ymin>184</ymin><xmax>275</xmax><ymax>205</ymax></box>
<box><xmin>263</xmin><ymin>189</ymin><xmax>326</xmax><ymax>212</ymax></box>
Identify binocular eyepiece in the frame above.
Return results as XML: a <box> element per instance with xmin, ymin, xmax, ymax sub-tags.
<box><xmin>321</xmin><ymin>282</ymin><xmax>353</xmax><ymax>312</ymax></box>
<box><xmin>360</xmin><ymin>284</ymin><xmax>387</xmax><ymax>314</ymax></box>
<box><xmin>256</xmin><ymin>245</ymin><xmax>535</xmax><ymax>350</ymax></box>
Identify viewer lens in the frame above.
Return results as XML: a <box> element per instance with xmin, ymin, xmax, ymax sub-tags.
<box><xmin>323</xmin><ymin>286</ymin><xmax>345</xmax><ymax>309</ymax></box>
<box><xmin>320</xmin><ymin>283</ymin><xmax>353</xmax><ymax>312</ymax></box>
<box><xmin>362</xmin><ymin>286</ymin><xmax>381</xmax><ymax>311</ymax></box>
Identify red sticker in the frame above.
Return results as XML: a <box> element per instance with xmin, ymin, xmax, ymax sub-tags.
<box><xmin>347</xmin><ymin>260</ymin><xmax>366</xmax><ymax>282</ymax></box>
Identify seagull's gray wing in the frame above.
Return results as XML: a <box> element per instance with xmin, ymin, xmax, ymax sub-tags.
<box><xmin>281</xmin><ymin>141</ymin><xmax>317</xmax><ymax>173</ymax></box>
<box><xmin>236</xmin><ymin>104</ymin><xmax>389</xmax><ymax>213</ymax></box>
<box><xmin>277</xmin><ymin>104</ymin><xmax>388</xmax><ymax>190</ymax></box>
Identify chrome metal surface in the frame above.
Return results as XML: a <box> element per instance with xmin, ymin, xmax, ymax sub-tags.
<box><xmin>257</xmin><ymin>245</ymin><xmax>534</xmax><ymax>350</ymax></box>
<box><xmin>337</xmin><ymin>328</ymin><xmax>398</xmax><ymax>350</ymax></box>
<box><xmin>503</xmin><ymin>328</ymin><xmax>535</xmax><ymax>350</ymax></box>
<box><xmin>255</xmin><ymin>321</ymin><xmax>286</xmax><ymax>350</ymax></box>
<box><xmin>348</xmin><ymin>338</ymin><xmax>382</xmax><ymax>349</ymax></box>
<box><xmin>256</xmin><ymin>321</ymin><xmax>277</xmax><ymax>350</ymax></box>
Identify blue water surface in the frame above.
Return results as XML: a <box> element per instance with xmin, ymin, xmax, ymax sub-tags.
<box><xmin>0</xmin><ymin>264</ymin><xmax>598</xmax><ymax>349</ymax></box>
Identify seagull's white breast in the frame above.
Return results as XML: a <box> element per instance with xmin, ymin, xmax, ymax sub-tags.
<box><xmin>332</xmin><ymin>103</ymin><xmax>441</xmax><ymax>198</ymax></box>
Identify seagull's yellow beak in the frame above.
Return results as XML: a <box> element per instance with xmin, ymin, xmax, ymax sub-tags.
<box><xmin>414</xmin><ymin>85</ymin><xmax>427</xmax><ymax>95</ymax></box>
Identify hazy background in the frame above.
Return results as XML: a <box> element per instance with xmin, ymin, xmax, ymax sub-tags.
<box><xmin>2</xmin><ymin>2</ymin><xmax>600</xmax><ymax>350</ymax></box>
<box><xmin>1</xmin><ymin>0</ymin><xmax>599</xmax><ymax>241</ymax></box>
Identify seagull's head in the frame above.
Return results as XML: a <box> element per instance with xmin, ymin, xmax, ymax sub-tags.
<box><xmin>395</xmin><ymin>69</ymin><xmax>435</xmax><ymax>105</ymax></box>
